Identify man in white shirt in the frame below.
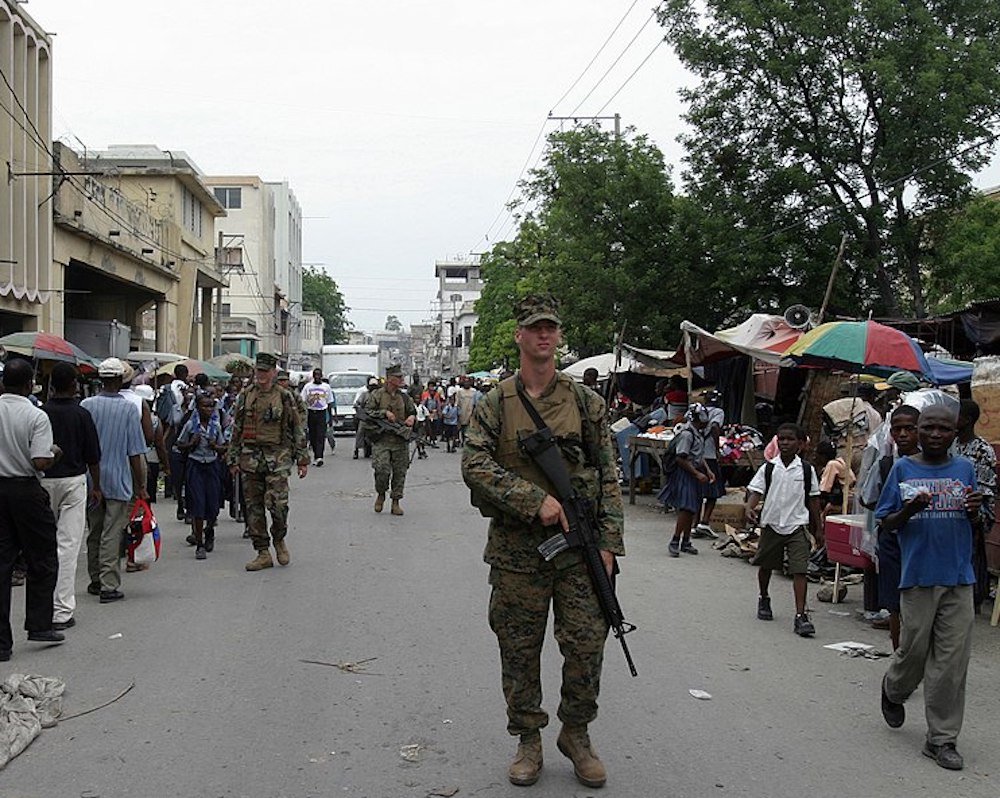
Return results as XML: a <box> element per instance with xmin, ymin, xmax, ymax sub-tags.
<box><xmin>0</xmin><ymin>358</ymin><xmax>64</xmax><ymax>659</ymax></box>
<box><xmin>745</xmin><ymin>422</ymin><xmax>822</xmax><ymax>637</ymax></box>
<box><xmin>300</xmin><ymin>369</ymin><xmax>335</xmax><ymax>466</ymax></box>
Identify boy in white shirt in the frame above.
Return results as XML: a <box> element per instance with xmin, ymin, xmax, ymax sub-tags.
<box><xmin>745</xmin><ymin>423</ymin><xmax>823</xmax><ymax>637</ymax></box>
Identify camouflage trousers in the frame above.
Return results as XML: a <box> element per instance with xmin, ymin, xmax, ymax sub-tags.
<box><xmin>488</xmin><ymin>562</ymin><xmax>608</xmax><ymax>737</ymax></box>
<box><xmin>243</xmin><ymin>469</ymin><xmax>290</xmax><ymax>550</ymax></box>
<box><xmin>372</xmin><ymin>438</ymin><xmax>408</xmax><ymax>499</ymax></box>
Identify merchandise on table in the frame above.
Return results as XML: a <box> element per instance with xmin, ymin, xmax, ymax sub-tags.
<box><xmin>717</xmin><ymin>424</ymin><xmax>765</xmax><ymax>465</ymax></box>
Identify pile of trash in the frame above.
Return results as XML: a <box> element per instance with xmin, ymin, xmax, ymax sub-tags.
<box><xmin>0</xmin><ymin>674</ymin><xmax>64</xmax><ymax>770</ymax></box>
<box><xmin>712</xmin><ymin>527</ymin><xmax>759</xmax><ymax>559</ymax></box>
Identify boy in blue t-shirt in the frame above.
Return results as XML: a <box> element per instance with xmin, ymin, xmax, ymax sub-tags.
<box><xmin>874</xmin><ymin>405</ymin><xmax>983</xmax><ymax>772</ymax></box>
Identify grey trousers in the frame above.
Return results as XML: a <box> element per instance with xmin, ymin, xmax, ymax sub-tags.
<box><xmin>884</xmin><ymin>584</ymin><xmax>973</xmax><ymax>746</ymax></box>
<box><xmin>87</xmin><ymin>499</ymin><xmax>130</xmax><ymax>592</ymax></box>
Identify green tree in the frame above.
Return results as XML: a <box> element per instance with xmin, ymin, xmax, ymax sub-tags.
<box><xmin>468</xmin><ymin>226</ymin><xmax>548</xmax><ymax>371</ymax></box>
<box><xmin>926</xmin><ymin>194</ymin><xmax>1000</xmax><ymax>312</ymax></box>
<box><xmin>301</xmin><ymin>266</ymin><xmax>350</xmax><ymax>344</ymax></box>
<box><xmin>520</xmin><ymin>127</ymin><xmax>687</xmax><ymax>356</ymax></box>
<box><xmin>384</xmin><ymin>315</ymin><xmax>403</xmax><ymax>332</ymax></box>
<box><xmin>660</xmin><ymin>0</ymin><xmax>1000</xmax><ymax>317</ymax></box>
<box><xmin>472</xmin><ymin>127</ymin><xmax>723</xmax><ymax>365</ymax></box>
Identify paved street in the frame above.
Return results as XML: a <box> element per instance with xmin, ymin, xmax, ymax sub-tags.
<box><xmin>4</xmin><ymin>445</ymin><xmax>999</xmax><ymax>798</ymax></box>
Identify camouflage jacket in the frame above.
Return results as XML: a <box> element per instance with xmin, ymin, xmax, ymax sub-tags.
<box><xmin>226</xmin><ymin>384</ymin><xmax>308</xmax><ymax>473</ymax></box>
<box><xmin>461</xmin><ymin>371</ymin><xmax>625</xmax><ymax>572</ymax></box>
<box><xmin>363</xmin><ymin>387</ymin><xmax>416</xmax><ymax>441</ymax></box>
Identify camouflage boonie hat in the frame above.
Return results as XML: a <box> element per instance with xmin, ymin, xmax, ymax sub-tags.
<box><xmin>275</xmin><ymin>369</ymin><xmax>290</xmax><ymax>380</ymax></box>
<box><xmin>515</xmin><ymin>293</ymin><xmax>561</xmax><ymax>327</ymax></box>
<box><xmin>385</xmin><ymin>363</ymin><xmax>403</xmax><ymax>377</ymax></box>
<box><xmin>256</xmin><ymin>352</ymin><xmax>278</xmax><ymax>369</ymax></box>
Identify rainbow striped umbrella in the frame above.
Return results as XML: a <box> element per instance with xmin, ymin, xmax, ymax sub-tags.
<box><xmin>0</xmin><ymin>331</ymin><xmax>100</xmax><ymax>370</ymax></box>
<box><xmin>781</xmin><ymin>320</ymin><xmax>934</xmax><ymax>382</ymax></box>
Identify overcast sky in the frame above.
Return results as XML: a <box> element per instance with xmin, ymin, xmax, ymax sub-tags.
<box><xmin>35</xmin><ymin>1</ymin><xmax>1000</xmax><ymax>334</ymax></box>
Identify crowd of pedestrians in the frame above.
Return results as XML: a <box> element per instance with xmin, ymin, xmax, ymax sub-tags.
<box><xmin>0</xmin><ymin>352</ymin><xmax>313</xmax><ymax>661</ymax></box>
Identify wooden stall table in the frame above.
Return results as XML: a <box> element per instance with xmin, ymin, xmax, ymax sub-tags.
<box><xmin>627</xmin><ymin>435</ymin><xmax>673</xmax><ymax>505</ymax></box>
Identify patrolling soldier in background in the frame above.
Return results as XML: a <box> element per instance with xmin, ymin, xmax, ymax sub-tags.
<box><xmin>277</xmin><ymin>371</ymin><xmax>310</xmax><ymax>426</ymax></box>
<box><xmin>363</xmin><ymin>364</ymin><xmax>416</xmax><ymax>516</ymax></box>
<box><xmin>227</xmin><ymin>353</ymin><xmax>309</xmax><ymax>571</ymax></box>
<box><xmin>461</xmin><ymin>294</ymin><xmax>625</xmax><ymax>789</ymax></box>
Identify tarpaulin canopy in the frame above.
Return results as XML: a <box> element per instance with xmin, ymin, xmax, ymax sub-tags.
<box><xmin>679</xmin><ymin>314</ymin><xmax>804</xmax><ymax>366</ymax></box>
<box><xmin>563</xmin><ymin>349</ymin><xmax>689</xmax><ymax>380</ymax></box>
<box><xmin>925</xmin><ymin>356</ymin><xmax>974</xmax><ymax>386</ymax></box>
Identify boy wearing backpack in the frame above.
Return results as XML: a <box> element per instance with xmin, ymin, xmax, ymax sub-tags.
<box><xmin>745</xmin><ymin>423</ymin><xmax>823</xmax><ymax>637</ymax></box>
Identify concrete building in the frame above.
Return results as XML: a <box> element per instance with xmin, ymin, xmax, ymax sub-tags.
<box><xmin>53</xmin><ymin>144</ymin><xmax>227</xmax><ymax>358</ymax></box>
<box><xmin>408</xmin><ymin>322</ymin><xmax>435</xmax><ymax>380</ymax></box>
<box><xmin>298</xmin><ymin>309</ymin><xmax>324</xmax><ymax>369</ymax></box>
<box><xmin>434</xmin><ymin>257</ymin><xmax>482</xmax><ymax>376</ymax></box>
<box><xmin>271</xmin><ymin>183</ymin><xmax>303</xmax><ymax>367</ymax></box>
<box><xmin>347</xmin><ymin>330</ymin><xmax>374</xmax><ymax>346</ymax></box>
<box><xmin>374</xmin><ymin>329</ymin><xmax>412</xmax><ymax>376</ymax></box>
<box><xmin>0</xmin><ymin>2</ymin><xmax>52</xmax><ymax>336</ymax></box>
<box><xmin>205</xmin><ymin>177</ymin><xmax>302</xmax><ymax>366</ymax></box>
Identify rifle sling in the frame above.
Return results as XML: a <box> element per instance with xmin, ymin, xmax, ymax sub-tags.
<box><xmin>515</xmin><ymin>384</ymin><xmax>549</xmax><ymax>435</ymax></box>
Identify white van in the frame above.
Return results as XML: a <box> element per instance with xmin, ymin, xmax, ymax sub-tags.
<box><xmin>328</xmin><ymin>371</ymin><xmax>376</xmax><ymax>432</ymax></box>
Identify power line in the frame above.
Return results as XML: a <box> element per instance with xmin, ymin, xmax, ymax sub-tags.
<box><xmin>0</xmin><ymin>65</ymin><xmax>215</xmax><ymax>267</ymax></box>
<box><xmin>568</xmin><ymin>6</ymin><xmax>661</xmax><ymax>117</ymax></box>
<box><xmin>469</xmin><ymin>1</ymin><xmax>655</xmax><ymax>254</ymax></box>
<box><xmin>549</xmin><ymin>0</ymin><xmax>643</xmax><ymax>114</ymax></box>
<box><xmin>594</xmin><ymin>38</ymin><xmax>666</xmax><ymax>116</ymax></box>
<box><xmin>472</xmin><ymin>117</ymin><xmax>552</xmax><ymax>251</ymax></box>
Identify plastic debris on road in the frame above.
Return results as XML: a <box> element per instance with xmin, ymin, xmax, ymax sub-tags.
<box><xmin>688</xmin><ymin>689</ymin><xmax>712</xmax><ymax>700</ymax></box>
<box><xmin>400</xmin><ymin>743</ymin><xmax>424</xmax><ymax>762</ymax></box>
<box><xmin>823</xmin><ymin>641</ymin><xmax>889</xmax><ymax>659</ymax></box>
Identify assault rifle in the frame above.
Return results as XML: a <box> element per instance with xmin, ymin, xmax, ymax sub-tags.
<box><xmin>520</xmin><ymin>424</ymin><xmax>638</xmax><ymax>678</ymax></box>
<box><xmin>368</xmin><ymin>415</ymin><xmax>437</xmax><ymax>450</ymax></box>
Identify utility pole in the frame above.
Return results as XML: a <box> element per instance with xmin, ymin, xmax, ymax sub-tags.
<box><xmin>215</xmin><ymin>231</ymin><xmax>224</xmax><ymax>358</ymax></box>
<box><xmin>548</xmin><ymin>113</ymin><xmax>621</xmax><ymax>138</ymax></box>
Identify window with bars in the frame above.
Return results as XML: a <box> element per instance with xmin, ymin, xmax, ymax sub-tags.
<box><xmin>182</xmin><ymin>187</ymin><xmax>203</xmax><ymax>237</ymax></box>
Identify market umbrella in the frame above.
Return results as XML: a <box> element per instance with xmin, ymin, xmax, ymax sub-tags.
<box><xmin>0</xmin><ymin>331</ymin><xmax>100</xmax><ymax>370</ymax></box>
<box><xmin>781</xmin><ymin>320</ymin><xmax>934</xmax><ymax>382</ymax></box>
<box><xmin>154</xmin><ymin>357</ymin><xmax>230</xmax><ymax>381</ymax></box>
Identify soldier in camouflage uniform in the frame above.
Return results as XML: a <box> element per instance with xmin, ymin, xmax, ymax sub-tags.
<box><xmin>363</xmin><ymin>364</ymin><xmax>417</xmax><ymax>516</ymax></box>
<box><xmin>227</xmin><ymin>353</ymin><xmax>309</xmax><ymax>571</ymax></box>
<box><xmin>276</xmin><ymin>370</ymin><xmax>310</xmax><ymax>423</ymax></box>
<box><xmin>461</xmin><ymin>294</ymin><xmax>625</xmax><ymax>789</ymax></box>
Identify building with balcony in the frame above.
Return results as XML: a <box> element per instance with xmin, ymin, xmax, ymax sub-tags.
<box><xmin>51</xmin><ymin>143</ymin><xmax>227</xmax><ymax>358</ymax></box>
<box><xmin>0</xmin><ymin>2</ymin><xmax>52</xmax><ymax>336</ymax></box>
<box><xmin>434</xmin><ymin>256</ymin><xmax>482</xmax><ymax>376</ymax></box>
<box><xmin>205</xmin><ymin>177</ymin><xmax>302</xmax><ymax>366</ymax></box>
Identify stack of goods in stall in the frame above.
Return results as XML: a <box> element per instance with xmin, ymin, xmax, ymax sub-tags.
<box><xmin>971</xmin><ymin>356</ymin><xmax>1000</xmax><ymax>573</ymax></box>
<box><xmin>717</xmin><ymin>424</ymin><xmax>765</xmax><ymax>465</ymax></box>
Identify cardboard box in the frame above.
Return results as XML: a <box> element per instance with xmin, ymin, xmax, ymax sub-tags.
<box><xmin>825</xmin><ymin>514</ymin><xmax>873</xmax><ymax>569</ymax></box>
<box><xmin>710</xmin><ymin>502</ymin><xmax>747</xmax><ymax>533</ymax></box>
